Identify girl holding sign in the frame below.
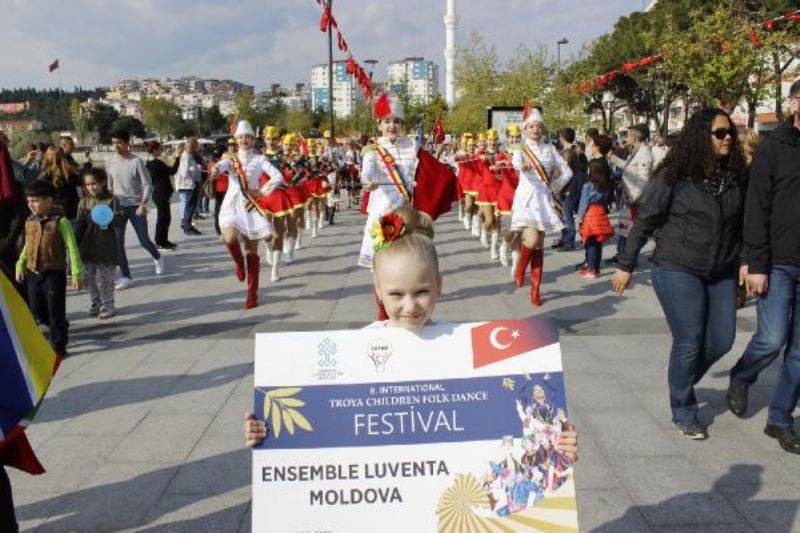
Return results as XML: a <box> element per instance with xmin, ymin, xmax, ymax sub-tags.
<box><xmin>245</xmin><ymin>206</ymin><xmax>579</xmax><ymax>464</ymax></box>
<box><xmin>211</xmin><ymin>120</ymin><xmax>285</xmax><ymax>309</ymax></box>
<box><xmin>75</xmin><ymin>168</ymin><xmax>124</xmax><ymax>319</ymax></box>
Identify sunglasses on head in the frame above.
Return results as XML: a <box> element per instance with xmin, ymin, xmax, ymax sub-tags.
<box><xmin>711</xmin><ymin>128</ymin><xmax>736</xmax><ymax>140</ymax></box>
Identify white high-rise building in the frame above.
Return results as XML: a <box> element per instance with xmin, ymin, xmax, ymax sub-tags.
<box><xmin>387</xmin><ymin>57</ymin><xmax>440</xmax><ymax>104</ymax></box>
<box><xmin>310</xmin><ymin>62</ymin><xmax>361</xmax><ymax>118</ymax></box>
<box><xmin>444</xmin><ymin>0</ymin><xmax>457</xmax><ymax>107</ymax></box>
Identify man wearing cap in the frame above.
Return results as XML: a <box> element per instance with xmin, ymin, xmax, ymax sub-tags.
<box><xmin>607</xmin><ymin>124</ymin><xmax>653</xmax><ymax>265</ymax></box>
<box><xmin>211</xmin><ymin>120</ymin><xmax>284</xmax><ymax>308</ymax></box>
<box><xmin>511</xmin><ymin>108</ymin><xmax>572</xmax><ymax>306</ymax></box>
<box><xmin>358</xmin><ymin>93</ymin><xmax>417</xmax><ymax>268</ymax></box>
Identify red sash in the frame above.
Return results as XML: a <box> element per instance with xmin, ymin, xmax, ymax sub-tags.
<box><xmin>232</xmin><ymin>155</ymin><xmax>267</xmax><ymax>217</ymax></box>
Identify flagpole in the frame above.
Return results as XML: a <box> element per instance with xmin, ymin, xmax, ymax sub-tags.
<box><xmin>327</xmin><ymin>0</ymin><xmax>335</xmax><ymax>139</ymax></box>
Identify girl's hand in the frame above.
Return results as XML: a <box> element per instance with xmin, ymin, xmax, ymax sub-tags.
<box><xmin>15</xmin><ymin>269</ymin><xmax>25</xmax><ymax>283</ymax></box>
<box><xmin>244</xmin><ymin>410</ymin><xmax>267</xmax><ymax>448</ymax></box>
<box><xmin>611</xmin><ymin>269</ymin><xmax>632</xmax><ymax>295</ymax></box>
<box><xmin>73</xmin><ymin>277</ymin><xmax>82</xmax><ymax>291</ymax></box>
<box><xmin>557</xmin><ymin>426</ymin><xmax>578</xmax><ymax>462</ymax></box>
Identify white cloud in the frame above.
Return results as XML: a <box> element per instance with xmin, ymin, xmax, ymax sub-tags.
<box><xmin>0</xmin><ymin>0</ymin><xmax>641</xmax><ymax>90</ymax></box>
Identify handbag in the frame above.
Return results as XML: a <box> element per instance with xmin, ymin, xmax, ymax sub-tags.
<box><xmin>201</xmin><ymin>178</ymin><xmax>214</xmax><ymax>200</ymax></box>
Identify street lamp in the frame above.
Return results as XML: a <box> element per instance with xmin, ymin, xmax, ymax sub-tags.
<box><xmin>556</xmin><ymin>37</ymin><xmax>569</xmax><ymax>68</ymax></box>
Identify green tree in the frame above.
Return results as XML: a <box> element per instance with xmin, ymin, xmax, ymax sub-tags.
<box><xmin>199</xmin><ymin>105</ymin><xmax>227</xmax><ymax>135</ymax></box>
<box><xmin>87</xmin><ymin>103</ymin><xmax>120</xmax><ymax>143</ymax></box>
<box><xmin>173</xmin><ymin>119</ymin><xmax>198</xmax><ymax>139</ymax></box>
<box><xmin>141</xmin><ymin>98</ymin><xmax>182</xmax><ymax>139</ymax></box>
<box><xmin>111</xmin><ymin>115</ymin><xmax>146</xmax><ymax>139</ymax></box>
<box><xmin>657</xmin><ymin>1</ymin><xmax>768</xmax><ymax>110</ymax></box>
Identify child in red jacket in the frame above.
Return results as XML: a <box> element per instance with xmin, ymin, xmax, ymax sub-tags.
<box><xmin>577</xmin><ymin>159</ymin><xmax>614</xmax><ymax>278</ymax></box>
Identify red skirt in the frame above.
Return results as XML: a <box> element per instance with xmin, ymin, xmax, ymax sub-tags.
<box><xmin>580</xmin><ymin>204</ymin><xmax>615</xmax><ymax>244</ymax></box>
<box><xmin>476</xmin><ymin>170</ymin><xmax>501</xmax><ymax>206</ymax></box>
<box><xmin>306</xmin><ymin>176</ymin><xmax>332</xmax><ymax>197</ymax></box>
<box><xmin>286</xmin><ymin>183</ymin><xmax>310</xmax><ymax>209</ymax></box>
<box><xmin>258</xmin><ymin>188</ymin><xmax>294</xmax><ymax>217</ymax></box>
<box><xmin>457</xmin><ymin>163</ymin><xmax>479</xmax><ymax>197</ymax></box>
<box><xmin>496</xmin><ymin>170</ymin><xmax>519</xmax><ymax>215</ymax></box>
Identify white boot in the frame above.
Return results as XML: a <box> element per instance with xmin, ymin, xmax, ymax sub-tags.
<box><xmin>265</xmin><ymin>240</ymin><xmax>273</xmax><ymax>266</ymax></box>
<box><xmin>490</xmin><ymin>232</ymin><xmax>499</xmax><ymax>260</ymax></box>
<box><xmin>499</xmin><ymin>240</ymin><xmax>509</xmax><ymax>266</ymax></box>
<box><xmin>271</xmin><ymin>251</ymin><xmax>281</xmax><ymax>282</ymax></box>
<box><xmin>463</xmin><ymin>214</ymin><xmax>471</xmax><ymax>231</ymax></box>
<box><xmin>284</xmin><ymin>238</ymin><xmax>295</xmax><ymax>264</ymax></box>
<box><xmin>282</xmin><ymin>237</ymin><xmax>290</xmax><ymax>254</ymax></box>
<box><xmin>457</xmin><ymin>203</ymin><xmax>464</xmax><ymax>222</ymax></box>
<box><xmin>480</xmin><ymin>227</ymin><xmax>489</xmax><ymax>248</ymax></box>
<box><xmin>304</xmin><ymin>210</ymin><xmax>312</xmax><ymax>230</ymax></box>
<box><xmin>295</xmin><ymin>229</ymin><xmax>303</xmax><ymax>250</ymax></box>
<box><xmin>311</xmin><ymin>217</ymin><xmax>319</xmax><ymax>238</ymax></box>
<box><xmin>318</xmin><ymin>213</ymin><xmax>324</xmax><ymax>230</ymax></box>
<box><xmin>510</xmin><ymin>250</ymin><xmax>520</xmax><ymax>280</ymax></box>
<box><xmin>471</xmin><ymin>216</ymin><xmax>481</xmax><ymax>237</ymax></box>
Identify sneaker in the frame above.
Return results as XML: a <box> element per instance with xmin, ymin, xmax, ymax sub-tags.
<box><xmin>677</xmin><ymin>423</ymin><xmax>708</xmax><ymax>440</ymax></box>
<box><xmin>115</xmin><ymin>277</ymin><xmax>133</xmax><ymax>290</ymax></box>
<box><xmin>99</xmin><ymin>307</ymin><xmax>116</xmax><ymax>319</ymax></box>
<box><xmin>764</xmin><ymin>425</ymin><xmax>800</xmax><ymax>454</ymax></box>
<box><xmin>157</xmin><ymin>242</ymin><xmax>178</xmax><ymax>251</ymax></box>
<box><xmin>726</xmin><ymin>379</ymin><xmax>748</xmax><ymax>418</ymax></box>
<box><xmin>188</xmin><ymin>227</ymin><xmax>202</xmax><ymax>235</ymax></box>
<box><xmin>154</xmin><ymin>256</ymin><xmax>165</xmax><ymax>275</ymax></box>
<box><xmin>577</xmin><ymin>269</ymin><xmax>598</xmax><ymax>279</ymax></box>
<box><xmin>88</xmin><ymin>302</ymin><xmax>100</xmax><ymax>317</ymax></box>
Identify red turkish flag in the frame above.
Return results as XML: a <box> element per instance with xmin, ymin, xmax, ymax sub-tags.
<box><xmin>470</xmin><ymin>317</ymin><xmax>558</xmax><ymax>369</ymax></box>
<box><xmin>413</xmin><ymin>148</ymin><xmax>456</xmax><ymax>220</ymax></box>
<box><xmin>48</xmin><ymin>59</ymin><xmax>59</xmax><ymax>72</ymax></box>
<box><xmin>433</xmin><ymin>119</ymin><xmax>446</xmax><ymax>144</ymax></box>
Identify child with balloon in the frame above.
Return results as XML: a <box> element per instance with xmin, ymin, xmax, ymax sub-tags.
<box><xmin>75</xmin><ymin>168</ymin><xmax>124</xmax><ymax>319</ymax></box>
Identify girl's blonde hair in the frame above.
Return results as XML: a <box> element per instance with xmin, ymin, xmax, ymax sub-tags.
<box><xmin>739</xmin><ymin>128</ymin><xmax>761</xmax><ymax>166</ymax></box>
<box><xmin>374</xmin><ymin>207</ymin><xmax>438</xmax><ymax>272</ymax></box>
<box><xmin>41</xmin><ymin>147</ymin><xmax>72</xmax><ymax>188</ymax></box>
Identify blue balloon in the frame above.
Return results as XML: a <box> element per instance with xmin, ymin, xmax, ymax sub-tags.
<box><xmin>91</xmin><ymin>204</ymin><xmax>114</xmax><ymax>229</ymax></box>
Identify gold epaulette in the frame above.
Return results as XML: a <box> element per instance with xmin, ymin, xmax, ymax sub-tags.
<box><xmin>361</xmin><ymin>143</ymin><xmax>377</xmax><ymax>156</ymax></box>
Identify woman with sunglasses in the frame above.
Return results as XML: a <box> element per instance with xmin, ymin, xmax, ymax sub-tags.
<box><xmin>611</xmin><ymin>108</ymin><xmax>749</xmax><ymax>441</ymax></box>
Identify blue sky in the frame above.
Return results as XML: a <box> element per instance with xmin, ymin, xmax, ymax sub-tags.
<box><xmin>1</xmin><ymin>0</ymin><xmax>647</xmax><ymax>91</ymax></box>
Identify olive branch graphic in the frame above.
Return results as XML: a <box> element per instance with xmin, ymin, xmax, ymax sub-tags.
<box><xmin>256</xmin><ymin>387</ymin><xmax>314</xmax><ymax>439</ymax></box>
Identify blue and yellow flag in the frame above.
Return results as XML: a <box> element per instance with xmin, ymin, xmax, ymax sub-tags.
<box><xmin>0</xmin><ymin>269</ymin><xmax>57</xmax><ymax>451</ymax></box>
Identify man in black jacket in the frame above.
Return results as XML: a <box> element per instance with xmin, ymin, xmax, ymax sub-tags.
<box><xmin>727</xmin><ymin>79</ymin><xmax>800</xmax><ymax>455</ymax></box>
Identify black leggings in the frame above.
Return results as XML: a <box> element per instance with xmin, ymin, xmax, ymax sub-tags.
<box><xmin>153</xmin><ymin>194</ymin><xmax>172</xmax><ymax>245</ymax></box>
<box><xmin>1</xmin><ymin>467</ymin><xmax>18</xmax><ymax>533</ymax></box>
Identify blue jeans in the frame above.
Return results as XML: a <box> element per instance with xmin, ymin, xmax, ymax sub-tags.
<box><xmin>115</xmin><ymin>204</ymin><xmax>160</xmax><ymax>279</ymax></box>
<box><xmin>559</xmin><ymin>192</ymin><xmax>577</xmax><ymax>249</ymax></box>
<box><xmin>585</xmin><ymin>237</ymin><xmax>602</xmax><ymax>271</ymax></box>
<box><xmin>730</xmin><ymin>265</ymin><xmax>800</xmax><ymax>427</ymax></box>
<box><xmin>179</xmin><ymin>184</ymin><xmax>199</xmax><ymax>230</ymax></box>
<box><xmin>651</xmin><ymin>266</ymin><xmax>737</xmax><ymax>426</ymax></box>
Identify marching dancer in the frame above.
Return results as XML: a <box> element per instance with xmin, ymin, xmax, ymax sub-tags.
<box><xmin>456</xmin><ymin>133</ymin><xmax>480</xmax><ymax>235</ymax></box>
<box><xmin>475</xmin><ymin>129</ymin><xmax>509</xmax><ymax>261</ymax></box>
<box><xmin>498</xmin><ymin>124</ymin><xmax>522</xmax><ymax>271</ymax></box>
<box><xmin>211</xmin><ymin>120</ymin><xmax>284</xmax><ymax>309</ymax></box>
<box><xmin>358</xmin><ymin>93</ymin><xmax>417</xmax><ymax>269</ymax></box>
<box><xmin>511</xmin><ymin>109</ymin><xmax>572</xmax><ymax>306</ymax></box>
<box><xmin>259</xmin><ymin>126</ymin><xmax>295</xmax><ymax>278</ymax></box>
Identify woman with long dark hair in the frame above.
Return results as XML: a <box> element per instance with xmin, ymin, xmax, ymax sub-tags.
<box><xmin>611</xmin><ymin>108</ymin><xmax>749</xmax><ymax>440</ymax></box>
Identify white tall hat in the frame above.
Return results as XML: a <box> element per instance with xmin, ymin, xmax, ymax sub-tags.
<box><xmin>234</xmin><ymin>120</ymin><xmax>255</xmax><ymax>137</ymax></box>
<box><xmin>523</xmin><ymin>108</ymin><xmax>544</xmax><ymax>127</ymax></box>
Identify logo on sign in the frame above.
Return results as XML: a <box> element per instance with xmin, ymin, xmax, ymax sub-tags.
<box><xmin>313</xmin><ymin>337</ymin><xmax>342</xmax><ymax>381</ymax></box>
<box><xmin>366</xmin><ymin>337</ymin><xmax>393</xmax><ymax>372</ymax></box>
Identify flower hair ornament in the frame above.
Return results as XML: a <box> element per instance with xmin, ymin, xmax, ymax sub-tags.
<box><xmin>370</xmin><ymin>213</ymin><xmax>406</xmax><ymax>253</ymax></box>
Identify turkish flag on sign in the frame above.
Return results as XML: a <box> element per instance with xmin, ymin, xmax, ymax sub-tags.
<box><xmin>471</xmin><ymin>317</ymin><xmax>558</xmax><ymax>369</ymax></box>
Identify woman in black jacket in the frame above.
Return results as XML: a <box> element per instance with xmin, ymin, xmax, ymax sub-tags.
<box><xmin>145</xmin><ymin>141</ymin><xmax>181</xmax><ymax>250</ymax></box>
<box><xmin>611</xmin><ymin>108</ymin><xmax>749</xmax><ymax>440</ymax></box>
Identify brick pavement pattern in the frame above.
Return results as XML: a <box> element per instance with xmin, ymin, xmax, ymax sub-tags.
<box><xmin>10</xmin><ymin>203</ymin><xmax>800</xmax><ymax>532</ymax></box>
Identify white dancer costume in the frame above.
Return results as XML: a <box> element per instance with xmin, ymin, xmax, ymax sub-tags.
<box><xmin>510</xmin><ymin>138</ymin><xmax>572</xmax><ymax>232</ymax></box>
<box><xmin>358</xmin><ymin>135</ymin><xmax>417</xmax><ymax>268</ymax></box>
<box><xmin>216</xmin><ymin>149</ymin><xmax>284</xmax><ymax>240</ymax></box>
